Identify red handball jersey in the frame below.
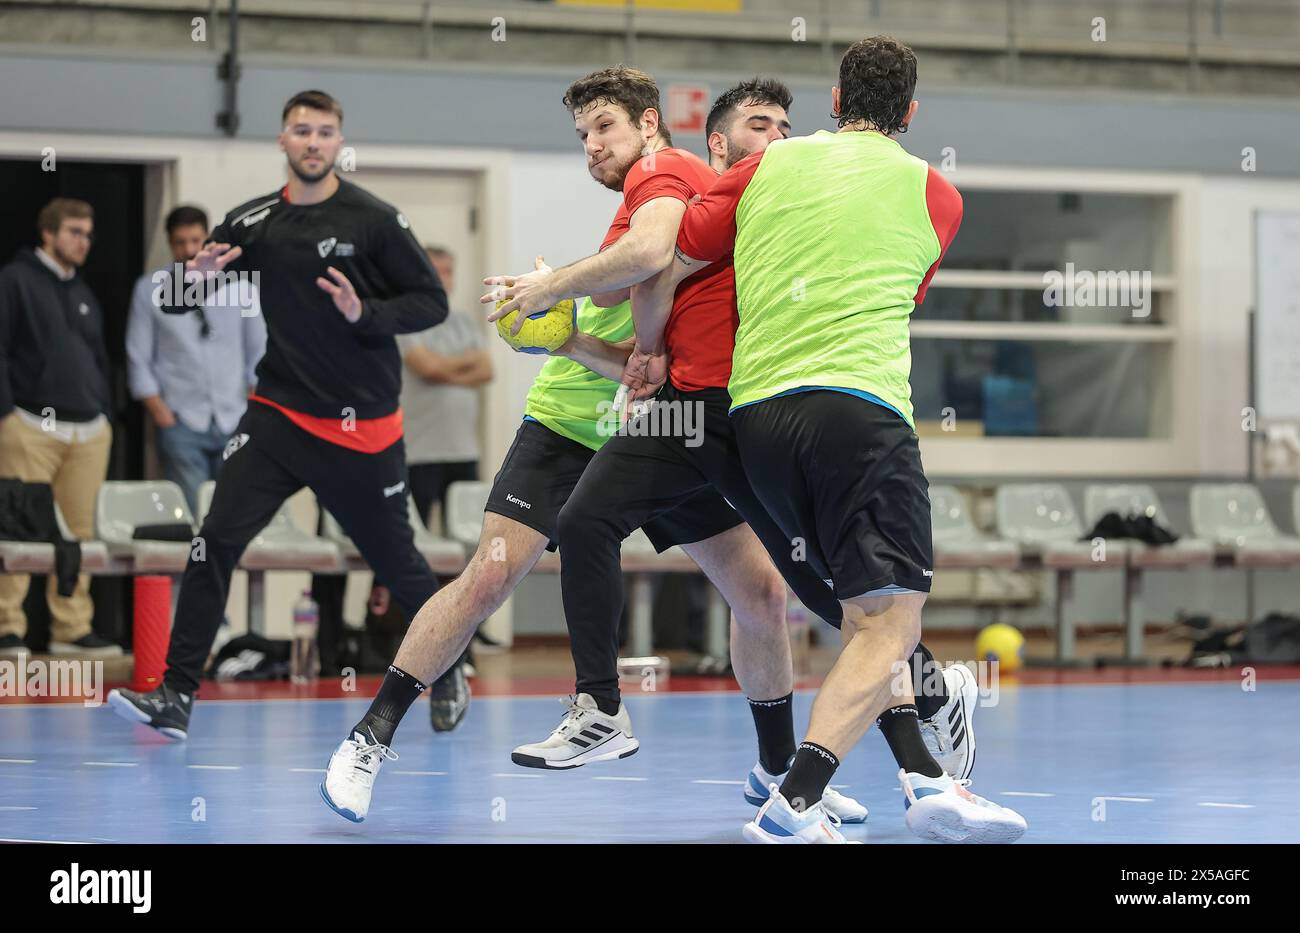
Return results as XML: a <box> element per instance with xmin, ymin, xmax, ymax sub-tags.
<box><xmin>615</xmin><ymin>148</ymin><xmax>737</xmax><ymax>391</ymax></box>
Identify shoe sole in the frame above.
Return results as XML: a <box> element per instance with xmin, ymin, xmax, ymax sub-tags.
<box><xmin>743</xmin><ymin>785</ymin><xmax>868</xmax><ymax>824</ymax></box>
<box><xmin>741</xmin><ymin>821</ymin><xmax>787</xmax><ymax>844</ymax></box>
<box><xmin>318</xmin><ymin>782</ymin><xmax>364</xmax><ymax>823</ymax></box>
<box><xmin>511</xmin><ymin>735</ymin><xmax>640</xmax><ymax>770</ymax></box>
<box><xmin>106</xmin><ymin>690</ymin><xmax>188</xmax><ymax>741</ymax></box>
<box><xmin>430</xmin><ymin>699</ymin><xmax>470</xmax><ymax>733</ymax></box>
<box><xmin>948</xmin><ymin>663</ymin><xmax>979</xmax><ymax>782</ymax></box>
<box><xmin>905</xmin><ymin>796</ymin><xmax>1026</xmax><ymax>844</ymax></box>
<box><xmin>429</xmin><ymin>679</ymin><xmax>471</xmax><ymax>733</ymax></box>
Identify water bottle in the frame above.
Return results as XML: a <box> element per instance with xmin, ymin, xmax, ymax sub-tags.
<box><xmin>785</xmin><ymin>587</ymin><xmax>811</xmax><ymax>679</ymax></box>
<box><xmin>290</xmin><ymin>590</ymin><xmax>320</xmax><ymax>683</ymax></box>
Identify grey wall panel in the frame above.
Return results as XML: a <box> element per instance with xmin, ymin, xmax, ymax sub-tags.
<box><xmin>2</xmin><ymin>47</ymin><xmax>1299</xmax><ymax>177</ymax></box>
<box><xmin>0</xmin><ymin>50</ymin><xmax>223</xmax><ymax>139</ymax></box>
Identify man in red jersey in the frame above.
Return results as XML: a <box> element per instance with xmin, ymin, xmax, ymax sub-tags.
<box><xmin>484</xmin><ymin>70</ymin><xmax>863</xmax><ymax>803</ymax></box>
<box><xmin>486</xmin><ymin>66</ymin><xmax>967</xmax><ymax>820</ymax></box>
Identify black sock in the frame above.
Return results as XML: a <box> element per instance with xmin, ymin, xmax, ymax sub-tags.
<box><xmin>748</xmin><ymin>693</ymin><xmax>796</xmax><ymax>775</ymax></box>
<box><xmin>911</xmin><ymin>642</ymin><xmax>949</xmax><ymax>721</ymax></box>
<box><xmin>588</xmin><ymin>692</ymin><xmax>621</xmax><ymax>717</ymax></box>
<box><xmin>777</xmin><ymin>742</ymin><xmax>840</xmax><ymax>810</ymax></box>
<box><xmin>352</xmin><ymin>665</ymin><xmax>426</xmax><ymax>747</ymax></box>
<box><xmin>876</xmin><ymin>704</ymin><xmax>943</xmax><ymax>777</ymax></box>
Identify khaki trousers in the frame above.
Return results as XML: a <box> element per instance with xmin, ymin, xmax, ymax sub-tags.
<box><xmin>0</xmin><ymin>412</ymin><xmax>111</xmax><ymax>641</ymax></box>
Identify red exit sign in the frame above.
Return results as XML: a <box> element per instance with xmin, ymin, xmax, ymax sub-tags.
<box><xmin>666</xmin><ymin>84</ymin><xmax>709</xmax><ymax>135</ymax></box>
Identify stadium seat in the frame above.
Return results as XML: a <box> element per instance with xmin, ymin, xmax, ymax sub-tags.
<box><xmin>930</xmin><ymin>484</ymin><xmax>1020</xmax><ymax>569</ymax></box>
<box><xmin>1083</xmin><ymin>483</ymin><xmax>1213</xmax><ymax>660</ymax></box>
<box><xmin>95</xmin><ymin>480</ymin><xmax>194</xmax><ymax>573</ymax></box>
<box><xmin>1083</xmin><ymin>484</ymin><xmax>1213</xmax><ymax>569</ymax></box>
<box><xmin>996</xmin><ymin>483</ymin><xmax>1126</xmax><ymax>661</ymax></box>
<box><xmin>322</xmin><ymin>496</ymin><xmax>465</xmax><ymax>575</ymax></box>
<box><xmin>195</xmin><ymin>481</ymin><xmax>341</xmax><ymax>572</ymax></box>
<box><xmin>1189</xmin><ymin>483</ymin><xmax>1300</xmax><ymax>567</ymax></box>
<box><xmin>0</xmin><ymin>501</ymin><xmax>110</xmax><ymax>575</ymax></box>
<box><xmin>996</xmin><ymin>483</ymin><xmax>1126</xmax><ymax>568</ymax></box>
<box><xmin>444</xmin><ymin>480</ymin><xmax>490</xmax><ymax>548</ymax></box>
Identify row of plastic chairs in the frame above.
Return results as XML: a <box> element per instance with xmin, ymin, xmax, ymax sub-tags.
<box><xmin>934</xmin><ymin>482</ymin><xmax>1300</xmax><ymax>661</ymax></box>
<box><xmin>3</xmin><ymin>479</ymin><xmax>1292</xmax><ymax>659</ymax></box>
<box><xmin>935</xmin><ymin>481</ymin><xmax>1300</xmax><ymax>568</ymax></box>
<box><xmin>0</xmin><ymin>480</ymin><xmax>700</xmax><ymax>650</ymax></box>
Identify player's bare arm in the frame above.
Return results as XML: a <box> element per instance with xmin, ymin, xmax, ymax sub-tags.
<box><xmin>482</xmin><ymin>196</ymin><xmax>686</xmax><ymax>330</ymax></box>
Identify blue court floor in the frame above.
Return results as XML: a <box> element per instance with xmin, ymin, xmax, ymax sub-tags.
<box><xmin>2</xmin><ymin>681</ymin><xmax>1298</xmax><ymax>843</ymax></box>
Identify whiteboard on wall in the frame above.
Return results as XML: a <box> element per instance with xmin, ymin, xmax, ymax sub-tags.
<box><xmin>1255</xmin><ymin>211</ymin><xmax>1300</xmax><ymax>421</ymax></box>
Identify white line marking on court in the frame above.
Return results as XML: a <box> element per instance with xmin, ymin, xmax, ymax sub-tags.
<box><xmin>592</xmin><ymin>776</ymin><xmax>647</xmax><ymax>782</ymax></box>
<box><xmin>82</xmin><ymin>761</ymin><xmax>137</xmax><ymax>768</ymax></box>
<box><xmin>0</xmin><ymin>806</ymin><xmax>37</xmax><ymax>811</ymax></box>
<box><xmin>1197</xmin><ymin>802</ymin><xmax>1254</xmax><ymax>809</ymax></box>
<box><xmin>492</xmin><ymin>773</ymin><xmax>542</xmax><ymax>778</ymax></box>
<box><xmin>186</xmin><ymin>765</ymin><xmax>240</xmax><ymax>771</ymax></box>
<box><xmin>0</xmin><ymin>759</ymin><xmax>35</xmax><ymax>764</ymax></box>
<box><xmin>393</xmin><ymin>770</ymin><xmax>447</xmax><ymax>776</ymax></box>
<box><xmin>289</xmin><ymin>768</ymin><xmax>326</xmax><ymax>773</ymax></box>
<box><xmin>0</xmin><ymin>837</ymin><xmax>88</xmax><ymax>845</ymax></box>
<box><xmin>1002</xmin><ymin>791</ymin><xmax>1055</xmax><ymax>798</ymax></box>
<box><xmin>692</xmin><ymin>780</ymin><xmax>745</xmax><ymax>785</ymax></box>
<box><xmin>1097</xmin><ymin>796</ymin><xmax>1153</xmax><ymax>803</ymax></box>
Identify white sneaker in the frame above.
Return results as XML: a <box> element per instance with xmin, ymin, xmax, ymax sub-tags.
<box><xmin>900</xmin><ymin>769</ymin><xmax>1026</xmax><ymax>844</ymax></box>
<box><xmin>743</xmin><ymin>762</ymin><xmax>868</xmax><ymax>824</ymax></box>
<box><xmin>510</xmin><ymin>693</ymin><xmax>639</xmax><ymax>770</ymax></box>
<box><xmin>920</xmin><ymin>663</ymin><xmax>979</xmax><ymax>781</ymax></box>
<box><xmin>319</xmin><ymin>730</ymin><xmax>397</xmax><ymax>823</ymax></box>
<box><xmin>742</xmin><ymin>785</ymin><xmax>858</xmax><ymax>844</ymax></box>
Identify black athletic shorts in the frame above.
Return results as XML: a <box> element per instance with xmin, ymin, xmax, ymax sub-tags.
<box><xmin>485</xmin><ymin>418</ymin><xmax>739</xmax><ymax>552</ymax></box>
<box><xmin>732</xmin><ymin>389</ymin><xmax>934</xmax><ymax>600</ymax></box>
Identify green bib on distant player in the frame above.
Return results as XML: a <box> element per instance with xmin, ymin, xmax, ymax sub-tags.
<box><xmin>729</xmin><ymin>131</ymin><xmax>941</xmax><ymax>426</ymax></box>
<box><xmin>525</xmin><ymin>297</ymin><xmax>631</xmax><ymax>451</ymax></box>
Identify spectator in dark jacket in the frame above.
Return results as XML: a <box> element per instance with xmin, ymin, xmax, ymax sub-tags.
<box><xmin>0</xmin><ymin>197</ymin><xmax>119</xmax><ymax>657</ymax></box>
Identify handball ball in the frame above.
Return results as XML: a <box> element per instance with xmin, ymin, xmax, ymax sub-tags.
<box><xmin>495</xmin><ymin>298</ymin><xmax>576</xmax><ymax>354</ymax></box>
<box><xmin>975</xmin><ymin>623</ymin><xmax>1025</xmax><ymax>673</ymax></box>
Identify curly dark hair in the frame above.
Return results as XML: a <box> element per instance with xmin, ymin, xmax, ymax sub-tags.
<box><xmin>562</xmin><ymin>66</ymin><xmax>672</xmax><ymax>145</ymax></box>
<box><xmin>705</xmin><ymin>77</ymin><xmax>793</xmax><ymax>139</ymax></box>
<box><xmin>836</xmin><ymin>36</ymin><xmax>917</xmax><ymax>134</ymax></box>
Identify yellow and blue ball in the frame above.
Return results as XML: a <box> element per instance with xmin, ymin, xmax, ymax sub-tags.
<box><xmin>975</xmin><ymin>623</ymin><xmax>1025</xmax><ymax>673</ymax></box>
<box><xmin>495</xmin><ymin>298</ymin><xmax>576</xmax><ymax>354</ymax></box>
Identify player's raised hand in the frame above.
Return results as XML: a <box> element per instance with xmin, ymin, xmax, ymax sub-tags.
<box><xmin>186</xmin><ymin>242</ymin><xmax>243</xmax><ymax>275</ymax></box>
<box><xmin>483</xmin><ymin>255</ymin><xmax>557</xmax><ymax>332</ymax></box>
<box><xmin>316</xmin><ymin>266</ymin><xmax>362</xmax><ymax>322</ymax></box>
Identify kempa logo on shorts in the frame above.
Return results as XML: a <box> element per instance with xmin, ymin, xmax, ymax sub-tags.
<box><xmin>49</xmin><ymin>863</ymin><xmax>151</xmax><ymax>913</ymax></box>
<box><xmin>223</xmin><ymin>433</ymin><xmax>249</xmax><ymax>461</ymax></box>
<box><xmin>505</xmin><ymin>493</ymin><xmax>531</xmax><ymax>510</ymax></box>
<box><xmin>923</xmin><ymin>569</ymin><xmax>934</xmax><ymax>577</ymax></box>
<box><xmin>383</xmin><ymin>480</ymin><xmax>406</xmax><ymax>498</ymax></box>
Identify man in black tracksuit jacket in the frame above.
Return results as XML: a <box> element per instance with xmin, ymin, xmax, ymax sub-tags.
<box><xmin>109</xmin><ymin>90</ymin><xmax>462</xmax><ymax>738</ymax></box>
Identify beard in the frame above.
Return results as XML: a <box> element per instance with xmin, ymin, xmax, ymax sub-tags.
<box><xmin>723</xmin><ymin>140</ymin><xmax>753</xmax><ymax>170</ymax></box>
<box><xmin>591</xmin><ymin>148</ymin><xmax>642</xmax><ymax>191</ymax></box>
<box><xmin>288</xmin><ymin>152</ymin><xmax>334</xmax><ymax>184</ymax></box>
<box><xmin>52</xmin><ymin>243</ymin><xmax>85</xmax><ymax>268</ymax></box>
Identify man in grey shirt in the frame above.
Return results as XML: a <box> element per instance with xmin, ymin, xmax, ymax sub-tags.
<box><xmin>398</xmin><ymin>245</ymin><xmax>492</xmax><ymax>529</ymax></box>
<box><xmin>126</xmin><ymin>205</ymin><xmax>266</xmax><ymax>515</ymax></box>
